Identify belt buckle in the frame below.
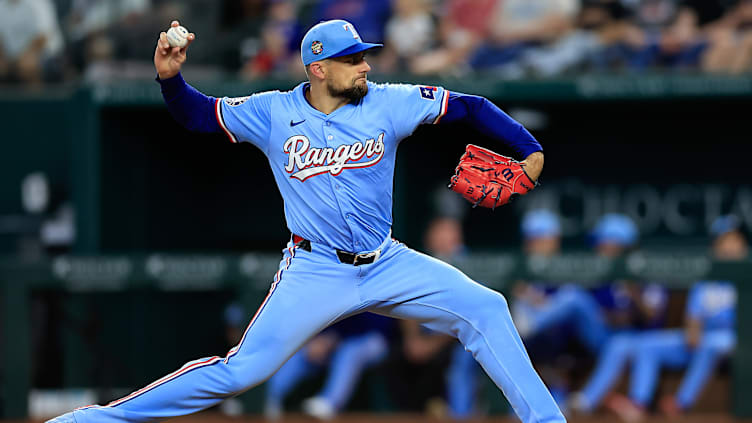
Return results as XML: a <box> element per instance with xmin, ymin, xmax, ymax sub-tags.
<box><xmin>353</xmin><ymin>249</ymin><xmax>381</xmax><ymax>266</ymax></box>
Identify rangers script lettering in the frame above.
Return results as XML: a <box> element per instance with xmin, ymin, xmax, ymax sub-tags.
<box><xmin>283</xmin><ymin>133</ymin><xmax>385</xmax><ymax>181</ymax></box>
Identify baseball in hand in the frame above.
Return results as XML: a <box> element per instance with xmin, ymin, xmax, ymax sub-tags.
<box><xmin>166</xmin><ymin>25</ymin><xmax>189</xmax><ymax>48</ymax></box>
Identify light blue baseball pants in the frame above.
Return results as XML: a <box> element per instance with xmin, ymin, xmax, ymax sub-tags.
<box><xmin>578</xmin><ymin>331</ymin><xmax>638</xmax><ymax>411</ymax></box>
<box><xmin>71</xmin><ymin>238</ymin><xmax>565</xmax><ymax>423</ymax></box>
<box><xmin>630</xmin><ymin>328</ymin><xmax>736</xmax><ymax>409</ymax></box>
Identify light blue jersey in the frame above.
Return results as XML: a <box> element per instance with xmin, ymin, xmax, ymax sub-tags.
<box><xmin>578</xmin><ymin>282</ymin><xmax>736</xmax><ymax>412</ymax></box>
<box><xmin>686</xmin><ymin>281</ymin><xmax>736</xmax><ymax>331</ymax></box>
<box><xmin>216</xmin><ymin>82</ymin><xmax>448</xmax><ymax>252</ymax></box>
<box><xmin>624</xmin><ymin>280</ymin><xmax>737</xmax><ymax>409</ymax></box>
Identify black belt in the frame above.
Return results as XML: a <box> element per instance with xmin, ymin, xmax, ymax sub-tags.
<box><xmin>292</xmin><ymin>234</ymin><xmax>380</xmax><ymax>266</ymax></box>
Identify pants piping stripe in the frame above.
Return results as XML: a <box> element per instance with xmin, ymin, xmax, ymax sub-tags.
<box><xmin>108</xmin><ymin>356</ymin><xmax>223</xmax><ymax>407</ymax></box>
<box><xmin>97</xmin><ymin>246</ymin><xmax>297</xmax><ymax>409</ymax></box>
<box><xmin>224</xmin><ymin>246</ymin><xmax>296</xmax><ymax>363</ymax></box>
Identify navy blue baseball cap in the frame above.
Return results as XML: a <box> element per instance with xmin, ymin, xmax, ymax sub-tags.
<box><xmin>301</xmin><ymin>19</ymin><xmax>383</xmax><ymax>66</ymax></box>
<box><xmin>710</xmin><ymin>215</ymin><xmax>741</xmax><ymax>239</ymax></box>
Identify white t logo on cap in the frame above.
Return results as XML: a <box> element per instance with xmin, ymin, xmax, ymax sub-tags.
<box><xmin>342</xmin><ymin>23</ymin><xmax>361</xmax><ymax>40</ymax></box>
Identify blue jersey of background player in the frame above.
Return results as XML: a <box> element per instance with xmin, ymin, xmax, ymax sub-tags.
<box><xmin>514</xmin><ymin>214</ymin><xmax>668</xmax><ymax>353</ymax></box>
<box><xmin>596</xmin><ymin>215</ymin><xmax>744</xmax><ymax>421</ymax></box>
<box><xmin>596</xmin><ymin>281</ymin><xmax>738</xmax><ymax>420</ymax></box>
<box><xmin>48</xmin><ymin>19</ymin><xmax>565</xmax><ymax>423</ymax></box>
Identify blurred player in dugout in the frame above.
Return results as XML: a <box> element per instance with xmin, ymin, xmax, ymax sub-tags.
<box><xmin>572</xmin><ymin>214</ymin><xmax>745</xmax><ymax>422</ymax></box>
<box><xmin>222</xmin><ymin>303</ymin><xmax>394</xmax><ymax>420</ymax></box>
<box><xmin>512</xmin><ymin>211</ymin><xmax>669</xmax><ymax>410</ymax></box>
<box><xmin>263</xmin><ymin>312</ymin><xmax>394</xmax><ymax>420</ymax></box>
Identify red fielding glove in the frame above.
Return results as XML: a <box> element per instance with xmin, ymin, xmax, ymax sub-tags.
<box><xmin>449</xmin><ymin>144</ymin><xmax>537</xmax><ymax>209</ymax></box>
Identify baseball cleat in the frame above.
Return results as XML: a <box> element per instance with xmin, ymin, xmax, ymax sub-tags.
<box><xmin>302</xmin><ymin>396</ymin><xmax>335</xmax><ymax>420</ymax></box>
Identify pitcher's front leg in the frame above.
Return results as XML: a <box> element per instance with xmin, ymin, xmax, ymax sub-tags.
<box><xmin>71</xmin><ymin>248</ymin><xmax>360</xmax><ymax>422</ymax></box>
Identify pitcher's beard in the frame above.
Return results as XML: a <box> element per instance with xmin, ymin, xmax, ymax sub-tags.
<box><xmin>327</xmin><ymin>79</ymin><xmax>368</xmax><ymax>103</ymax></box>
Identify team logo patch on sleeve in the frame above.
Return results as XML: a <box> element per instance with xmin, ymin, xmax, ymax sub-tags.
<box><xmin>419</xmin><ymin>86</ymin><xmax>437</xmax><ymax>100</ymax></box>
<box><xmin>224</xmin><ymin>96</ymin><xmax>250</xmax><ymax>107</ymax></box>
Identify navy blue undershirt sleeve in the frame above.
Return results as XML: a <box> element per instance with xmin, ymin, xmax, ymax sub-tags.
<box><xmin>440</xmin><ymin>91</ymin><xmax>542</xmax><ymax>159</ymax></box>
<box><xmin>156</xmin><ymin>72</ymin><xmax>221</xmax><ymax>133</ymax></box>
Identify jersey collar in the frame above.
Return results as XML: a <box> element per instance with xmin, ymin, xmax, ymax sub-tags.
<box><xmin>295</xmin><ymin>82</ymin><xmax>364</xmax><ymax>120</ymax></box>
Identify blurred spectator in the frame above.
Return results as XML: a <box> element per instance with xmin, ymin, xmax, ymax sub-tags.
<box><xmin>676</xmin><ymin>0</ymin><xmax>736</xmax><ymax>41</ymax></box>
<box><xmin>524</xmin><ymin>0</ymin><xmax>649</xmax><ymax>74</ymax></box>
<box><xmin>378</xmin><ymin>0</ymin><xmax>437</xmax><ymax>73</ymax></box>
<box><xmin>631</xmin><ymin>0</ymin><xmax>680</xmax><ymax>34</ymax></box>
<box><xmin>3</xmin><ymin>0</ymin><xmax>745</xmax><ymax>84</ymax></box>
<box><xmin>64</xmin><ymin>0</ymin><xmax>206</xmax><ymax>81</ymax></box>
<box><xmin>575</xmin><ymin>0</ymin><xmax>650</xmax><ymax>71</ymax></box>
<box><xmin>219</xmin><ymin>0</ymin><xmax>270</xmax><ymax>71</ymax></box>
<box><xmin>65</xmin><ymin>0</ymin><xmax>150</xmax><ymax>43</ymax></box>
<box><xmin>621</xmin><ymin>0</ymin><xmax>697</xmax><ymax>70</ymax></box>
<box><xmin>221</xmin><ymin>0</ymin><xmax>266</xmax><ymax>28</ymax></box>
<box><xmin>423</xmin><ymin>216</ymin><xmax>482</xmax><ymax>419</ymax></box>
<box><xmin>312</xmin><ymin>0</ymin><xmax>391</xmax><ymax>44</ymax></box>
<box><xmin>0</xmin><ymin>0</ymin><xmax>64</xmax><ymax>85</ymax></box>
<box><xmin>264</xmin><ymin>313</ymin><xmax>394</xmax><ymax>420</ymax></box>
<box><xmin>15</xmin><ymin>171</ymin><xmax>76</xmax><ymax>258</ymax></box>
<box><xmin>598</xmin><ymin>214</ymin><xmax>743</xmax><ymax>421</ymax></box>
<box><xmin>64</xmin><ymin>0</ymin><xmax>149</xmax><ymax>76</ymax></box>
<box><xmin>392</xmin><ymin>319</ymin><xmax>456</xmax><ymax>417</ymax></box>
<box><xmin>0</xmin><ymin>0</ymin><xmax>747</xmax><ymax>84</ymax></box>
<box><xmin>410</xmin><ymin>0</ymin><xmax>497</xmax><ymax>75</ymax></box>
<box><xmin>240</xmin><ymin>0</ymin><xmax>303</xmax><ymax>79</ymax></box>
<box><xmin>702</xmin><ymin>0</ymin><xmax>752</xmax><ymax>73</ymax></box>
<box><xmin>626</xmin><ymin>0</ymin><xmax>734</xmax><ymax>71</ymax></box>
<box><xmin>423</xmin><ymin>216</ymin><xmax>466</xmax><ymax>261</ymax></box>
<box><xmin>391</xmin><ymin>216</ymin><xmax>474</xmax><ymax>419</ymax></box>
<box><xmin>468</xmin><ymin>0</ymin><xmax>580</xmax><ymax>76</ymax></box>
<box><xmin>710</xmin><ymin>215</ymin><xmax>749</xmax><ymax>260</ymax></box>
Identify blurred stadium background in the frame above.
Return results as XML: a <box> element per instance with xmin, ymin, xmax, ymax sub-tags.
<box><xmin>2</xmin><ymin>0</ymin><xmax>752</xmax><ymax>422</ymax></box>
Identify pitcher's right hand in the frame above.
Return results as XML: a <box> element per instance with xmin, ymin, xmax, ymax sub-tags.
<box><xmin>154</xmin><ymin>20</ymin><xmax>195</xmax><ymax>80</ymax></box>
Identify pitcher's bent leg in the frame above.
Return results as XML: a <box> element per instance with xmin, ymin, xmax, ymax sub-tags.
<box><xmin>73</xmin><ymin>246</ymin><xmax>360</xmax><ymax>422</ymax></box>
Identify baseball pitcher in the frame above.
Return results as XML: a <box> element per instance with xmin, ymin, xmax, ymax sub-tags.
<box><xmin>49</xmin><ymin>19</ymin><xmax>565</xmax><ymax>423</ymax></box>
